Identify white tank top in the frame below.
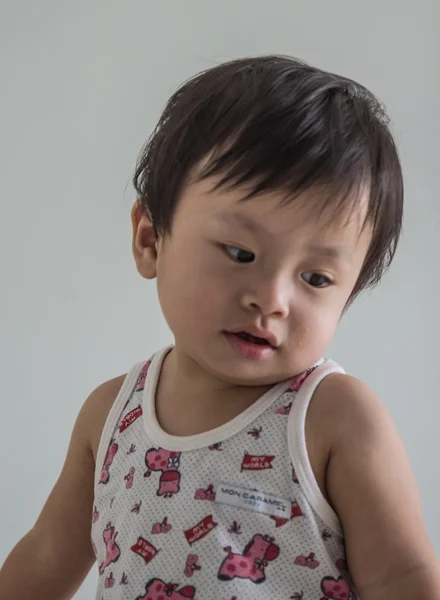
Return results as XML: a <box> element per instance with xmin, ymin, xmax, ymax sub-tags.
<box><xmin>92</xmin><ymin>346</ymin><xmax>358</xmax><ymax>599</ymax></box>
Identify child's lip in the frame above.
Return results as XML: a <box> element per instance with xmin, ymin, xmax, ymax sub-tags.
<box><xmin>224</xmin><ymin>332</ymin><xmax>276</xmax><ymax>361</ymax></box>
<box><xmin>227</xmin><ymin>326</ymin><xmax>279</xmax><ymax>348</ymax></box>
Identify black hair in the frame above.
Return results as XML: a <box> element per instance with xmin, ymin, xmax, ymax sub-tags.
<box><xmin>133</xmin><ymin>55</ymin><xmax>403</xmax><ymax>300</ymax></box>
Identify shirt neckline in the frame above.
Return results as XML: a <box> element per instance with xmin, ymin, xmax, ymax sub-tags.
<box><xmin>142</xmin><ymin>346</ymin><xmax>291</xmax><ymax>451</ymax></box>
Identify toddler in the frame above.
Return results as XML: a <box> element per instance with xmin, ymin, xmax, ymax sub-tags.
<box><xmin>1</xmin><ymin>55</ymin><xmax>439</xmax><ymax>600</ymax></box>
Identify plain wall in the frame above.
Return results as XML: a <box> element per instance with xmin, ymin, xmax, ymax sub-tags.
<box><xmin>1</xmin><ymin>1</ymin><xmax>439</xmax><ymax>597</ymax></box>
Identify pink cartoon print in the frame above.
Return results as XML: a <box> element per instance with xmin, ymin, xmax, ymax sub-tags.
<box><xmin>104</xmin><ymin>572</ymin><xmax>115</xmax><ymax>588</ymax></box>
<box><xmin>136</xmin><ymin>360</ymin><xmax>151</xmax><ymax>391</ymax></box>
<box><xmin>124</xmin><ymin>466</ymin><xmax>135</xmax><ymax>489</ymax></box>
<box><xmin>135</xmin><ymin>578</ymin><xmax>195</xmax><ymax>600</ymax></box>
<box><xmin>184</xmin><ymin>554</ymin><xmax>201</xmax><ymax>577</ymax></box>
<box><xmin>294</xmin><ymin>552</ymin><xmax>320</xmax><ymax>569</ymax></box>
<box><xmin>247</xmin><ymin>426</ymin><xmax>262</xmax><ymax>439</ymax></box>
<box><xmin>127</xmin><ymin>442</ymin><xmax>137</xmax><ymax>455</ymax></box>
<box><xmin>120</xmin><ymin>572</ymin><xmax>128</xmax><ymax>585</ymax></box>
<box><xmin>98</xmin><ymin>522</ymin><xmax>121</xmax><ymax>575</ymax></box>
<box><xmin>194</xmin><ymin>484</ymin><xmax>216</xmax><ymax>501</ymax></box>
<box><xmin>321</xmin><ymin>575</ymin><xmax>353</xmax><ymax>599</ymax></box>
<box><xmin>100</xmin><ymin>439</ymin><xmax>118</xmax><ymax>484</ymax></box>
<box><xmin>291</xmin><ymin>500</ymin><xmax>303</xmax><ymax>517</ymax></box>
<box><xmin>144</xmin><ymin>447</ymin><xmax>181</xmax><ymax>498</ymax></box>
<box><xmin>336</xmin><ymin>557</ymin><xmax>348</xmax><ymax>572</ymax></box>
<box><xmin>218</xmin><ymin>534</ymin><xmax>280</xmax><ymax>584</ymax></box>
<box><xmin>275</xmin><ymin>402</ymin><xmax>292</xmax><ymax>415</ymax></box>
<box><xmin>152</xmin><ymin>516</ymin><xmax>172</xmax><ymax>534</ymax></box>
<box><xmin>209</xmin><ymin>442</ymin><xmax>223</xmax><ymax>451</ymax></box>
<box><xmin>131</xmin><ymin>500</ymin><xmax>142</xmax><ymax>514</ymax></box>
<box><xmin>289</xmin><ymin>364</ymin><xmax>318</xmax><ymax>391</ymax></box>
<box><xmin>227</xmin><ymin>521</ymin><xmax>242</xmax><ymax>535</ymax></box>
<box><xmin>270</xmin><ymin>515</ymin><xmax>288</xmax><ymax>527</ymax></box>
<box><xmin>92</xmin><ymin>506</ymin><xmax>100</xmax><ymax>523</ymax></box>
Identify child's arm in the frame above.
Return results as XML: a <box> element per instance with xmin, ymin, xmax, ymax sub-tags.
<box><xmin>318</xmin><ymin>374</ymin><xmax>440</xmax><ymax>600</ymax></box>
<box><xmin>0</xmin><ymin>376</ymin><xmax>125</xmax><ymax>600</ymax></box>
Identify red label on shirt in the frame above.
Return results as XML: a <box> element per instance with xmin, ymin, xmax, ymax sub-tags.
<box><xmin>241</xmin><ymin>453</ymin><xmax>275</xmax><ymax>471</ymax></box>
<box><xmin>184</xmin><ymin>515</ymin><xmax>217</xmax><ymax>545</ymax></box>
<box><xmin>119</xmin><ymin>406</ymin><xmax>143</xmax><ymax>432</ymax></box>
<box><xmin>130</xmin><ymin>537</ymin><xmax>158</xmax><ymax>563</ymax></box>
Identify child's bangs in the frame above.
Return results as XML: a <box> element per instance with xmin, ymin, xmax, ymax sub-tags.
<box><xmin>196</xmin><ymin>128</ymin><xmax>374</xmax><ymax>231</ymax></box>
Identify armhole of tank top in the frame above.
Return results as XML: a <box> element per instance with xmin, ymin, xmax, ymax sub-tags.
<box><xmin>94</xmin><ymin>361</ymin><xmax>146</xmax><ymax>490</ymax></box>
<box><xmin>287</xmin><ymin>359</ymin><xmax>345</xmax><ymax>536</ymax></box>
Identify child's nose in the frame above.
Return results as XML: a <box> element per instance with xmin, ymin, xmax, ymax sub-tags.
<box><xmin>240</xmin><ymin>277</ymin><xmax>290</xmax><ymax>319</ymax></box>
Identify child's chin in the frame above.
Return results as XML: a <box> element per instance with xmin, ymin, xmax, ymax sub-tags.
<box><xmin>204</xmin><ymin>356</ymin><xmax>290</xmax><ymax>387</ymax></box>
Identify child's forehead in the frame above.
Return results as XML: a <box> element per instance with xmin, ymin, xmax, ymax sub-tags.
<box><xmin>179</xmin><ymin>175</ymin><xmax>369</xmax><ymax>238</ymax></box>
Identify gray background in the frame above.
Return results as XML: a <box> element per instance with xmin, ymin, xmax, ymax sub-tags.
<box><xmin>0</xmin><ymin>1</ymin><xmax>438</xmax><ymax>598</ymax></box>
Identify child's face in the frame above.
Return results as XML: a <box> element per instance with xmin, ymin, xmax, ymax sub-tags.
<box><xmin>134</xmin><ymin>177</ymin><xmax>372</xmax><ymax>386</ymax></box>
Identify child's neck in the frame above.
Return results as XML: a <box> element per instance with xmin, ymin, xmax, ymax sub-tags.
<box><xmin>154</xmin><ymin>347</ymin><xmax>273</xmax><ymax>437</ymax></box>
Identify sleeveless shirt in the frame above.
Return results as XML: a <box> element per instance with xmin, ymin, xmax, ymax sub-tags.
<box><xmin>92</xmin><ymin>346</ymin><xmax>358</xmax><ymax>599</ymax></box>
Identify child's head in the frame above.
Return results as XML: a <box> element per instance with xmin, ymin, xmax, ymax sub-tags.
<box><xmin>131</xmin><ymin>55</ymin><xmax>403</xmax><ymax>384</ymax></box>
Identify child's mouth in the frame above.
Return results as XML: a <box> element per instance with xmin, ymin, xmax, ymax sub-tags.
<box><xmin>234</xmin><ymin>331</ymin><xmax>271</xmax><ymax>346</ymax></box>
<box><xmin>224</xmin><ymin>331</ymin><xmax>276</xmax><ymax>360</ymax></box>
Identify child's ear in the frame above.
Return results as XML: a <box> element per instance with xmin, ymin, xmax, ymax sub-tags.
<box><xmin>131</xmin><ymin>201</ymin><xmax>158</xmax><ymax>279</ymax></box>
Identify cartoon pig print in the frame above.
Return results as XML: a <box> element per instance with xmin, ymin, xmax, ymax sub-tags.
<box><xmin>100</xmin><ymin>439</ymin><xmax>118</xmax><ymax>484</ymax></box>
<box><xmin>144</xmin><ymin>447</ymin><xmax>181</xmax><ymax>498</ymax></box>
<box><xmin>135</xmin><ymin>578</ymin><xmax>195</xmax><ymax>600</ymax></box>
<box><xmin>218</xmin><ymin>534</ymin><xmax>280</xmax><ymax>584</ymax></box>
<box><xmin>321</xmin><ymin>576</ymin><xmax>353</xmax><ymax>599</ymax></box>
<box><xmin>98</xmin><ymin>522</ymin><xmax>121</xmax><ymax>575</ymax></box>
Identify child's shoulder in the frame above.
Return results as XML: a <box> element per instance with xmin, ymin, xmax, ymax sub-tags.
<box><xmin>305</xmin><ymin>372</ymin><xmax>395</xmax><ymax>499</ymax></box>
<box><xmin>78</xmin><ymin>374</ymin><xmax>127</xmax><ymax>461</ymax></box>
<box><xmin>308</xmin><ymin>370</ymin><xmax>392</xmax><ymax>442</ymax></box>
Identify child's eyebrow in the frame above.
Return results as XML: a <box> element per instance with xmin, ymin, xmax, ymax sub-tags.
<box><xmin>306</xmin><ymin>245</ymin><xmax>352</xmax><ymax>262</ymax></box>
<box><xmin>215</xmin><ymin>212</ymin><xmax>268</xmax><ymax>234</ymax></box>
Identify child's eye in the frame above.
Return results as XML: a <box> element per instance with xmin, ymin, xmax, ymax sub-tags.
<box><xmin>224</xmin><ymin>245</ymin><xmax>255</xmax><ymax>263</ymax></box>
<box><xmin>301</xmin><ymin>272</ymin><xmax>332</xmax><ymax>288</ymax></box>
